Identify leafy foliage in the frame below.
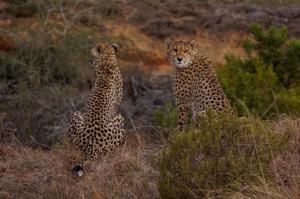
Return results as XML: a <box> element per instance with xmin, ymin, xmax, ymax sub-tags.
<box><xmin>218</xmin><ymin>24</ymin><xmax>300</xmax><ymax>117</ymax></box>
<box><xmin>249</xmin><ymin>24</ymin><xmax>300</xmax><ymax>88</ymax></box>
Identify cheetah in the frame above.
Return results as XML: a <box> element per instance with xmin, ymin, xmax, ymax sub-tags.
<box><xmin>68</xmin><ymin>42</ymin><xmax>125</xmax><ymax>176</ymax></box>
<box><xmin>165</xmin><ymin>39</ymin><xmax>230</xmax><ymax>130</ymax></box>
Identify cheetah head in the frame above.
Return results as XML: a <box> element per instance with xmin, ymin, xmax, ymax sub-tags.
<box><xmin>165</xmin><ymin>39</ymin><xmax>197</xmax><ymax>69</ymax></box>
<box><xmin>90</xmin><ymin>42</ymin><xmax>119</xmax><ymax>67</ymax></box>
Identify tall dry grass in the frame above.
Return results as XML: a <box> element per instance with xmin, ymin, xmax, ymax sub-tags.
<box><xmin>223</xmin><ymin>117</ymin><xmax>300</xmax><ymax>199</ymax></box>
<box><xmin>0</xmin><ymin>132</ymin><xmax>160</xmax><ymax>199</ymax></box>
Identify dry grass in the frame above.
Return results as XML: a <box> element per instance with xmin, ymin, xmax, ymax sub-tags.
<box><xmin>1</xmin><ymin>117</ymin><xmax>300</xmax><ymax>198</ymax></box>
<box><xmin>224</xmin><ymin>117</ymin><xmax>300</xmax><ymax>199</ymax></box>
<box><xmin>0</xmin><ymin>132</ymin><xmax>160</xmax><ymax>199</ymax></box>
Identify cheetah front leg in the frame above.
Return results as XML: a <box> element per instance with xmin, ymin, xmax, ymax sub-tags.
<box><xmin>177</xmin><ymin>104</ymin><xmax>190</xmax><ymax>130</ymax></box>
<box><xmin>191</xmin><ymin>100</ymin><xmax>207</xmax><ymax>128</ymax></box>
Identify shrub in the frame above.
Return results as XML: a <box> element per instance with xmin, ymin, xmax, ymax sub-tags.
<box><xmin>248</xmin><ymin>24</ymin><xmax>300</xmax><ymax>88</ymax></box>
<box><xmin>0</xmin><ymin>33</ymin><xmax>77</xmax><ymax>90</ymax></box>
<box><xmin>154</xmin><ymin>103</ymin><xmax>178</xmax><ymax>128</ymax></box>
<box><xmin>156</xmin><ymin>111</ymin><xmax>290</xmax><ymax>198</ymax></box>
<box><xmin>218</xmin><ymin>24</ymin><xmax>300</xmax><ymax>117</ymax></box>
<box><xmin>218</xmin><ymin>54</ymin><xmax>279</xmax><ymax>116</ymax></box>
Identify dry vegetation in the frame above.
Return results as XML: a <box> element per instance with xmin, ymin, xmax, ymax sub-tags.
<box><xmin>1</xmin><ymin>0</ymin><xmax>300</xmax><ymax>198</ymax></box>
<box><xmin>1</xmin><ymin>117</ymin><xmax>300</xmax><ymax>198</ymax></box>
<box><xmin>0</xmin><ymin>134</ymin><xmax>160</xmax><ymax>199</ymax></box>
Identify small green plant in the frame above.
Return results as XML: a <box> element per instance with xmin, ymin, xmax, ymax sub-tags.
<box><xmin>156</xmin><ymin>111</ymin><xmax>290</xmax><ymax>198</ymax></box>
<box><xmin>154</xmin><ymin>103</ymin><xmax>178</xmax><ymax>128</ymax></box>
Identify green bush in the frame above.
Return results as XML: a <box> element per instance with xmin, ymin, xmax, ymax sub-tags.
<box><xmin>218</xmin><ymin>24</ymin><xmax>300</xmax><ymax>117</ymax></box>
<box><xmin>154</xmin><ymin>103</ymin><xmax>178</xmax><ymax>128</ymax></box>
<box><xmin>156</xmin><ymin>111</ymin><xmax>290</xmax><ymax>198</ymax></box>
<box><xmin>248</xmin><ymin>24</ymin><xmax>300</xmax><ymax>88</ymax></box>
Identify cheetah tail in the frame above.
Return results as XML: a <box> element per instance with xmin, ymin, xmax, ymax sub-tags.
<box><xmin>71</xmin><ymin>159</ymin><xmax>91</xmax><ymax>177</ymax></box>
<box><xmin>71</xmin><ymin>163</ymin><xmax>84</xmax><ymax>177</ymax></box>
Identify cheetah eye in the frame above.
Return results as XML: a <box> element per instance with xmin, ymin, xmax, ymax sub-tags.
<box><xmin>173</xmin><ymin>49</ymin><xmax>178</xmax><ymax>53</ymax></box>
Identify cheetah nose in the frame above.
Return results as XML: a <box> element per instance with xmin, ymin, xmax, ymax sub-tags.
<box><xmin>177</xmin><ymin>58</ymin><xmax>183</xmax><ymax>62</ymax></box>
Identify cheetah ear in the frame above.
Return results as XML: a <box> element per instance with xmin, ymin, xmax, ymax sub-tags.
<box><xmin>112</xmin><ymin>44</ymin><xmax>119</xmax><ymax>53</ymax></box>
<box><xmin>165</xmin><ymin>38</ymin><xmax>174</xmax><ymax>49</ymax></box>
<box><xmin>190</xmin><ymin>40</ymin><xmax>197</xmax><ymax>50</ymax></box>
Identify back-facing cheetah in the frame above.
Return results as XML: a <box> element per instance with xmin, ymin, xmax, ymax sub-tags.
<box><xmin>165</xmin><ymin>39</ymin><xmax>229</xmax><ymax>130</ymax></box>
<box><xmin>68</xmin><ymin>42</ymin><xmax>125</xmax><ymax>176</ymax></box>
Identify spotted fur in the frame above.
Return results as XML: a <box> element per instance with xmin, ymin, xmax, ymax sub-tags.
<box><xmin>68</xmin><ymin>42</ymin><xmax>125</xmax><ymax>176</ymax></box>
<box><xmin>166</xmin><ymin>39</ymin><xmax>229</xmax><ymax>129</ymax></box>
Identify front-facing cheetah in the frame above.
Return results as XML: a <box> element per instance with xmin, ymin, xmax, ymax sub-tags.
<box><xmin>165</xmin><ymin>39</ymin><xmax>230</xmax><ymax>130</ymax></box>
<box><xmin>68</xmin><ymin>42</ymin><xmax>125</xmax><ymax>176</ymax></box>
